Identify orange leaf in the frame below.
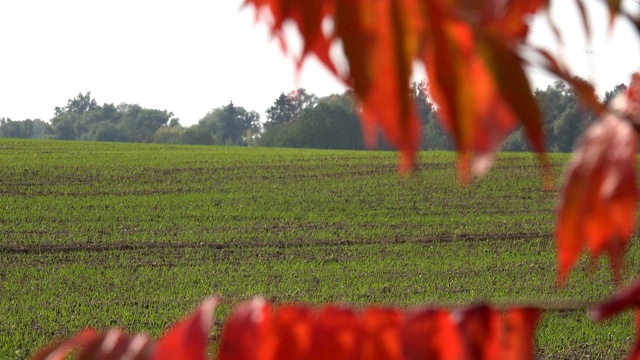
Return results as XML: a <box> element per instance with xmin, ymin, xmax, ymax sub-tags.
<box><xmin>421</xmin><ymin>3</ymin><xmax>525</xmax><ymax>183</ymax></box>
<box><xmin>500</xmin><ymin>308</ymin><xmax>540</xmax><ymax>360</ymax></box>
<box><xmin>152</xmin><ymin>296</ymin><xmax>218</xmax><ymax>360</ymax></box>
<box><xmin>334</xmin><ymin>0</ymin><xmax>422</xmax><ymax>171</ymax></box>
<box><xmin>453</xmin><ymin>305</ymin><xmax>500</xmax><ymax>360</ymax></box>
<box><xmin>555</xmin><ymin>90</ymin><xmax>638</xmax><ymax>285</ymax></box>
<box><xmin>217</xmin><ymin>298</ymin><xmax>271</xmax><ymax>360</ymax></box>
<box><xmin>401</xmin><ymin>309</ymin><xmax>462</xmax><ymax>360</ymax></box>
<box><xmin>31</xmin><ymin>328</ymin><xmax>98</xmax><ymax>360</ymax></box>
<box><xmin>270</xmin><ymin>305</ymin><xmax>313</xmax><ymax>360</ymax></box>
<box><xmin>308</xmin><ymin>306</ymin><xmax>359</xmax><ymax>360</ymax></box>
<box><xmin>475</xmin><ymin>32</ymin><xmax>553</xmax><ymax>189</ymax></box>
<box><xmin>359</xmin><ymin>307</ymin><xmax>403</xmax><ymax>360</ymax></box>
<box><xmin>499</xmin><ymin>0</ymin><xmax>547</xmax><ymax>41</ymax></box>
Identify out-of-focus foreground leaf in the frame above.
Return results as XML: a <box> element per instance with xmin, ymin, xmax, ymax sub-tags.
<box><xmin>31</xmin><ymin>298</ymin><xmax>218</xmax><ymax>360</ymax></box>
<box><xmin>152</xmin><ymin>296</ymin><xmax>219</xmax><ymax>360</ymax></box>
<box><xmin>555</xmin><ymin>77</ymin><xmax>639</xmax><ymax>285</ymax></box>
<box><xmin>243</xmin><ymin>0</ymin><xmax>551</xmax><ymax>177</ymax></box>
<box><xmin>214</xmin><ymin>299</ymin><xmax>539</xmax><ymax>360</ymax></box>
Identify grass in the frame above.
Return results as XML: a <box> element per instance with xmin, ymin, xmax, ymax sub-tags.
<box><xmin>0</xmin><ymin>138</ymin><xmax>638</xmax><ymax>358</ymax></box>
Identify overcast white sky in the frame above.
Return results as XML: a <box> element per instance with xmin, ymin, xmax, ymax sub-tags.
<box><xmin>0</xmin><ymin>0</ymin><xmax>639</xmax><ymax>126</ymax></box>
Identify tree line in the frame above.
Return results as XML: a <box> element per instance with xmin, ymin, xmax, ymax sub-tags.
<box><xmin>0</xmin><ymin>81</ymin><xmax>626</xmax><ymax>152</ymax></box>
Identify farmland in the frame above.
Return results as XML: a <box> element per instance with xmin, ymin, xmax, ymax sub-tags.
<box><xmin>0</xmin><ymin>139</ymin><xmax>638</xmax><ymax>359</ymax></box>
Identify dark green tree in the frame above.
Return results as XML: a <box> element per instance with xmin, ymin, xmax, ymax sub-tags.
<box><xmin>182</xmin><ymin>126</ymin><xmax>214</xmax><ymax>145</ymax></box>
<box><xmin>259</xmin><ymin>92</ymin><xmax>363</xmax><ymax>149</ymax></box>
<box><xmin>197</xmin><ymin>102</ymin><xmax>260</xmax><ymax>146</ymax></box>
<box><xmin>48</xmin><ymin>93</ymin><xmax>175</xmax><ymax>143</ymax></box>
<box><xmin>422</xmin><ymin>111</ymin><xmax>454</xmax><ymax>151</ymax></box>
<box><xmin>410</xmin><ymin>80</ymin><xmax>433</xmax><ymax>124</ymax></box>
<box><xmin>54</xmin><ymin>92</ymin><xmax>98</xmax><ymax>116</ymax></box>
<box><xmin>121</xmin><ymin>104</ymin><xmax>174</xmax><ymax>143</ymax></box>
<box><xmin>0</xmin><ymin>118</ymin><xmax>50</xmax><ymax>139</ymax></box>
<box><xmin>265</xmin><ymin>88</ymin><xmax>318</xmax><ymax>129</ymax></box>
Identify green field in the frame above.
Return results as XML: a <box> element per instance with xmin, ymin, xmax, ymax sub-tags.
<box><xmin>0</xmin><ymin>139</ymin><xmax>638</xmax><ymax>359</ymax></box>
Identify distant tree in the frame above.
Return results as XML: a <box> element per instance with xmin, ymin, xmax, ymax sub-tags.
<box><xmin>48</xmin><ymin>93</ymin><xmax>175</xmax><ymax>143</ymax></box>
<box><xmin>182</xmin><ymin>126</ymin><xmax>214</xmax><ymax>145</ymax></box>
<box><xmin>287</xmin><ymin>88</ymin><xmax>319</xmax><ymax>116</ymax></box>
<box><xmin>259</xmin><ymin>92</ymin><xmax>363</xmax><ymax>149</ymax></box>
<box><xmin>93</xmin><ymin>122</ymin><xmax>132</xmax><ymax>142</ymax></box>
<box><xmin>168</xmin><ymin>118</ymin><xmax>182</xmax><ymax>128</ymax></box>
<box><xmin>422</xmin><ymin>111</ymin><xmax>454</xmax><ymax>151</ymax></box>
<box><xmin>265</xmin><ymin>88</ymin><xmax>318</xmax><ymax>129</ymax></box>
<box><xmin>121</xmin><ymin>104</ymin><xmax>174</xmax><ymax>143</ymax></box>
<box><xmin>410</xmin><ymin>80</ymin><xmax>433</xmax><ymax>124</ymax></box>
<box><xmin>54</xmin><ymin>92</ymin><xmax>98</xmax><ymax>116</ymax></box>
<box><xmin>0</xmin><ymin>118</ymin><xmax>50</xmax><ymax>139</ymax></box>
<box><xmin>501</xmin><ymin>126</ymin><xmax>529</xmax><ymax>152</ymax></box>
<box><xmin>153</xmin><ymin>126</ymin><xmax>185</xmax><ymax>144</ymax></box>
<box><xmin>197</xmin><ymin>102</ymin><xmax>260</xmax><ymax>146</ymax></box>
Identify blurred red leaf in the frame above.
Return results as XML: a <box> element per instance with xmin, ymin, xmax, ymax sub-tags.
<box><xmin>555</xmin><ymin>88</ymin><xmax>638</xmax><ymax>285</ymax></box>
<box><xmin>242</xmin><ymin>0</ymin><xmax>336</xmax><ymax>74</ymax></box>
<box><xmin>573</xmin><ymin>0</ymin><xmax>591</xmax><ymax>40</ymax></box>
<box><xmin>500</xmin><ymin>308</ymin><xmax>540</xmax><ymax>360</ymax></box>
<box><xmin>31</xmin><ymin>328</ymin><xmax>99</xmax><ymax>360</ymax></box>
<box><xmin>77</xmin><ymin>330</ymin><xmax>151</xmax><ymax>360</ymax></box>
<box><xmin>309</xmin><ymin>306</ymin><xmax>359</xmax><ymax>360</ymax></box>
<box><xmin>401</xmin><ymin>309</ymin><xmax>462</xmax><ymax>360</ymax></box>
<box><xmin>420</xmin><ymin>1</ymin><xmax>550</xmax><ymax>185</ymax></box>
<box><xmin>152</xmin><ymin>296</ymin><xmax>218</xmax><ymax>360</ymax></box>
<box><xmin>270</xmin><ymin>305</ymin><xmax>313</xmax><ymax>360</ymax></box>
<box><xmin>217</xmin><ymin>298</ymin><xmax>271</xmax><ymax>360</ymax></box>
<box><xmin>334</xmin><ymin>0</ymin><xmax>422</xmax><ymax>171</ymax></box>
<box><xmin>453</xmin><ymin>305</ymin><xmax>500</xmax><ymax>360</ymax></box>
<box><xmin>359</xmin><ymin>307</ymin><xmax>404</xmax><ymax>360</ymax></box>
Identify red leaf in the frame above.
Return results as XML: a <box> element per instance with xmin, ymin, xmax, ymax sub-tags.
<box><xmin>270</xmin><ymin>305</ymin><xmax>313</xmax><ymax>360</ymax></box>
<box><xmin>217</xmin><ymin>298</ymin><xmax>271</xmax><ymax>360</ymax></box>
<box><xmin>76</xmin><ymin>330</ymin><xmax>151</xmax><ymax>360</ymax></box>
<box><xmin>555</xmin><ymin>90</ymin><xmax>638</xmax><ymax>285</ymax></box>
<box><xmin>308</xmin><ymin>306</ymin><xmax>359</xmax><ymax>360</ymax></box>
<box><xmin>31</xmin><ymin>328</ymin><xmax>99</xmax><ymax>360</ymax></box>
<box><xmin>498</xmin><ymin>0</ymin><xmax>547</xmax><ymax>41</ymax></box>
<box><xmin>334</xmin><ymin>0</ymin><xmax>422</xmax><ymax>171</ymax></box>
<box><xmin>475</xmin><ymin>32</ymin><xmax>553</xmax><ymax>189</ymax></box>
<box><xmin>453</xmin><ymin>305</ymin><xmax>500</xmax><ymax>360</ymax></box>
<box><xmin>152</xmin><ymin>296</ymin><xmax>218</xmax><ymax>360</ymax></box>
<box><xmin>401</xmin><ymin>309</ymin><xmax>462</xmax><ymax>360</ymax></box>
<box><xmin>500</xmin><ymin>308</ymin><xmax>540</xmax><ymax>360</ymax></box>
<box><xmin>420</xmin><ymin>2</ymin><xmax>550</xmax><ymax>185</ymax></box>
<box><xmin>359</xmin><ymin>307</ymin><xmax>403</xmax><ymax>360</ymax></box>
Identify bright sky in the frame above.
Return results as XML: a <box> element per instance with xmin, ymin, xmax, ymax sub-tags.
<box><xmin>0</xmin><ymin>0</ymin><xmax>639</xmax><ymax>126</ymax></box>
